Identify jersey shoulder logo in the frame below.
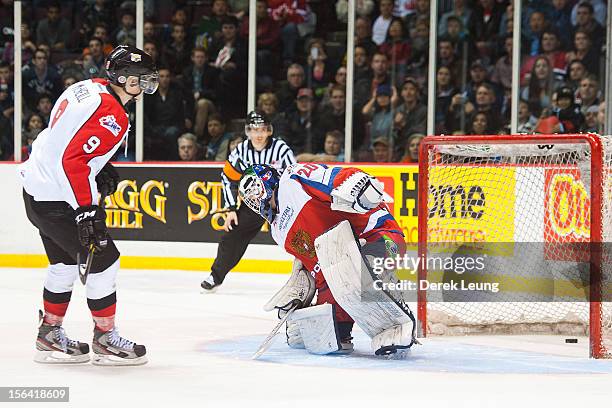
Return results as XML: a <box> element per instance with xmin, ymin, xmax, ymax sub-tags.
<box><xmin>99</xmin><ymin>114</ymin><xmax>122</xmax><ymax>137</ymax></box>
<box><xmin>72</xmin><ymin>84</ymin><xmax>91</xmax><ymax>102</ymax></box>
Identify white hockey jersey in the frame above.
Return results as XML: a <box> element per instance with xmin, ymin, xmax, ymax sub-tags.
<box><xmin>18</xmin><ymin>78</ymin><xmax>130</xmax><ymax>209</ymax></box>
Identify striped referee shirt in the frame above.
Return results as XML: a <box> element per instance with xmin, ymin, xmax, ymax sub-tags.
<box><xmin>222</xmin><ymin>137</ymin><xmax>296</xmax><ymax>209</ymax></box>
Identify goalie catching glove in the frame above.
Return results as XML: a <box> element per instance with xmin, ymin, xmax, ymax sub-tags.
<box><xmin>330</xmin><ymin>172</ymin><xmax>389</xmax><ymax>213</ymax></box>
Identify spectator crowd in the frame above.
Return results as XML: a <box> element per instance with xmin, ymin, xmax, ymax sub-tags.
<box><xmin>0</xmin><ymin>0</ymin><xmax>608</xmax><ymax>163</ymax></box>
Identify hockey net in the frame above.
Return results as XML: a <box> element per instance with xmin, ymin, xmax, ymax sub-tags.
<box><xmin>417</xmin><ymin>134</ymin><xmax>612</xmax><ymax>358</ymax></box>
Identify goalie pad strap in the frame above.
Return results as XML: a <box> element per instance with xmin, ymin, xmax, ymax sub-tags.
<box><xmin>288</xmin><ymin>304</ymin><xmax>341</xmax><ymax>355</ymax></box>
<box><xmin>314</xmin><ymin>220</ymin><xmax>416</xmax><ymax>349</ymax></box>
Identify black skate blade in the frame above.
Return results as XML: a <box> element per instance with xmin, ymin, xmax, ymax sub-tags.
<box><xmin>375</xmin><ymin>344</ymin><xmax>411</xmax><ymax>356</ymax></box>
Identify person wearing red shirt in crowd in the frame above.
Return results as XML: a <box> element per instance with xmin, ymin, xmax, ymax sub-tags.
<box><xmin>240</xmin><ymin>0</ymin><xmax>281</xmax><ymax>49</ymax></box>
<box><xmin>240</xmin><ymin>0</ymin><xmax>281</xmax><ymax>88</ymax></box>
<box><xmin>268</xmin><ymin>0</ymin><xmax>311</xmax><ymax>64</ymax></box>
<box><xmin>379</xmin><ymin>18</ymin><xmax>411</xmax><ymax>82</ymax></box>
<box><xmin>520</xmin><ymin>29</ymin><xmax>567</xmax><ymax>85</ymax></box>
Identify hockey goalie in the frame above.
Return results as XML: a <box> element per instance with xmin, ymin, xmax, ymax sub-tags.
<box><xmin>239</xmin><ymin>163</ymin><xmax>417</xmax><ymax>356</ymax></box>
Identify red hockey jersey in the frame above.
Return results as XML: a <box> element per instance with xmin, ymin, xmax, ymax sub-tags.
<box><xmin>18</xmin><ymin>78</ymin><xmax>129</xmax><ymax>209</ymax></box>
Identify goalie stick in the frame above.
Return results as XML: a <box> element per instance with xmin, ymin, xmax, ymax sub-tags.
<box><xmin>252</xmin><ymin>300</ymin><xmax>301</xmax><ymax>360</ymax></box>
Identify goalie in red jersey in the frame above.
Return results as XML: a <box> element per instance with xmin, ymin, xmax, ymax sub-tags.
<box><xmin>239</xmin><ymin>163</ymin><xmax>416</xmax><ymax>356</ymax></box>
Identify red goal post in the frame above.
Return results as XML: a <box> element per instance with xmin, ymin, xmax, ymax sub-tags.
<box><xmin>417</xmin><ymin>134</ymin><xmax>611</xmax><ymax>359</ymax></box>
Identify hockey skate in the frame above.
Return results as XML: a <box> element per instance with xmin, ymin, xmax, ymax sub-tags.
<box><xmin>92</xmin><ymin>327</ymin><xmax>147</xmax><ymax>366</ymax></box>
<box><xmin>200</xmin><ymin>273</ymin><xmax>220</xmax><ymax>293</ymax></box>
<box><xmin>34</xmin><ymin>311</ymin><xmax>90</xmax><ymax>364</ymax></box>
<box><xmin>336</xmin><ymin>322</ymin><xmax>354</xmax><ymax>354</ymax></box>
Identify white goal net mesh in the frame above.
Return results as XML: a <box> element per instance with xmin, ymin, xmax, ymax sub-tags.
<box><xmin>419</xmin><ymin>134</ymin><xmax>612</xmax><ymax>358</ymax></box>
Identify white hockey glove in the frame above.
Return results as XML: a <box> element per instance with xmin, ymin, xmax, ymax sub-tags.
<box><xmin>330</xmin><ymin>172</ymin><xmax>390</xmax><ymax>213</ymax></box>
<box><xmin>264</xmin><ymin>259</ymin><xmax>315</xmax><ymax>318</ymax></box>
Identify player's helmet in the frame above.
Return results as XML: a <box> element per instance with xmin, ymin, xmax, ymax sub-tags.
<box><xmin>105</xmin><ymin>45</ymin><xmax>159</xmax><ymax>94</ymax></box>
<box><xmin>245</xmin><ymin>110</ymin><xmax>273</xmax><ymax>137</ymax></box>
<box><xmin>239</xmin><ymin>164</ymin><xmax>280</xmax><ymax>223</ymax></box>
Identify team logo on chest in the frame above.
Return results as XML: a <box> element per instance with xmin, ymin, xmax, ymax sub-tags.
<box><xmin>99</xmin><ymin>115</ymin><xmax>122</xmax><ymax>137</ymax></box>
<box><xmin>290</xmin><ymin>229</ymin><xmax>316</xmax><ymax>259</ymax></box>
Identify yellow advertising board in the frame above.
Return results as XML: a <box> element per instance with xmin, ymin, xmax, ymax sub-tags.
<box><xmin>426</xmin><ymin>166</ymin><xmax>516</xmax><ymax>243</ymax></box>
<box><xmin>360</xmin><ymin>164</ymin><xmax>516</xmax><ymax>247</ymax></box>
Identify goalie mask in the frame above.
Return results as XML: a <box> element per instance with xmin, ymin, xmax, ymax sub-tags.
<box><xmin>245</xmin><ymin>110</ymin><xmax>273</xmax><ymax>138</ymax></box>
<box><xmin>105</xmin><ymin>45</ymin><xmax>159</xmax><ymax>95</ymax></box>
<box><xmin>239</xmin><ymin>165</ymin><xmax>280</xmax><ymax>223</ymax></box>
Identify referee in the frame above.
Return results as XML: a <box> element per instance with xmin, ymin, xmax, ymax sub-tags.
<box><xmin>201</xmin><ymin>110</ymin><xmax>296</xmax><ymax>291</ymax></box>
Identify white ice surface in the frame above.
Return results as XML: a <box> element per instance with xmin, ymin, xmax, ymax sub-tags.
<box><xmin>1</xmin><ymin>267</ymin><xmax>612</xmax><ymax>408</ymax></box>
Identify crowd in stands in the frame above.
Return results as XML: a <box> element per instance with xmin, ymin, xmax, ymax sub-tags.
<box><xmin>0</xmin><ymin>0</ymin><xmax>608</xmax><ymax>163</ymax></box>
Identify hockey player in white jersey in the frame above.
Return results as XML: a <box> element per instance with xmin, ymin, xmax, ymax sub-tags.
<box><xmin>18</xmin><ymin>45</ymin><xmax>158</xmax><ymax>365</ymax></box>
<box><xmin>239</xmin><ymin>163</ymin><xmax>417</xmax><ymax>356</ymax></box>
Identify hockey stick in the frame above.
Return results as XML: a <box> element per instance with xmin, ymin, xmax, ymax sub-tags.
<box><xmin>77</xmin><ymin>244</ymin><xmax>95</xmax><ymax>285</ymax></box>
<box><xmin>252</xmin><ymin>300</ymin><xmax>301</xmax><ymax>360</ymax></box>
<box><xmin>77</xmin><ymin>186</ymin><xmax>110</xmax><ymax>285</ymax></box>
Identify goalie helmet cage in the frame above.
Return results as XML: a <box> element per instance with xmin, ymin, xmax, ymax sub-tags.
<box><xmin>417</xmin><ymin>133</ymin><xmax>611</xmax><ymax>359</ymax></box>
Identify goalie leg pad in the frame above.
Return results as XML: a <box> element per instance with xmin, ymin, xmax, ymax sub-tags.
<box><xmin>288</xmin><ymin>304</ymin><xmax>342</xmax><ymax>355</ymax></box>
<box><xmin>286</xmin><ymin>320</ymin><xmax>305</xmax><ymax>349</ymax></box>
<box><xmin>314</xmin><ymin>221</ymin><xmax>416</xmax><ymax>351</ymax></box>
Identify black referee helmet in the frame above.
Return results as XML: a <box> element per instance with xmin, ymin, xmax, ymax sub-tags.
<box><xmin>245</xmin><ymin>110</ymin><xmax>273</xmax><ymax>137</ymax></box>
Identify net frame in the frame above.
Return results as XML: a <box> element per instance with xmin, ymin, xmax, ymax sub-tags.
<box><xmin>417</xmin><ymin>134</ymin><xmax>609</xmax><ymax>359</ymax></box>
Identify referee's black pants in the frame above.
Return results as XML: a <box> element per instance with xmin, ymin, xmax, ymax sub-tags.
<box><xmin>210</xmin><ymin>205</ymin><xmax>265</xmax><ymax>284</ymax></box>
